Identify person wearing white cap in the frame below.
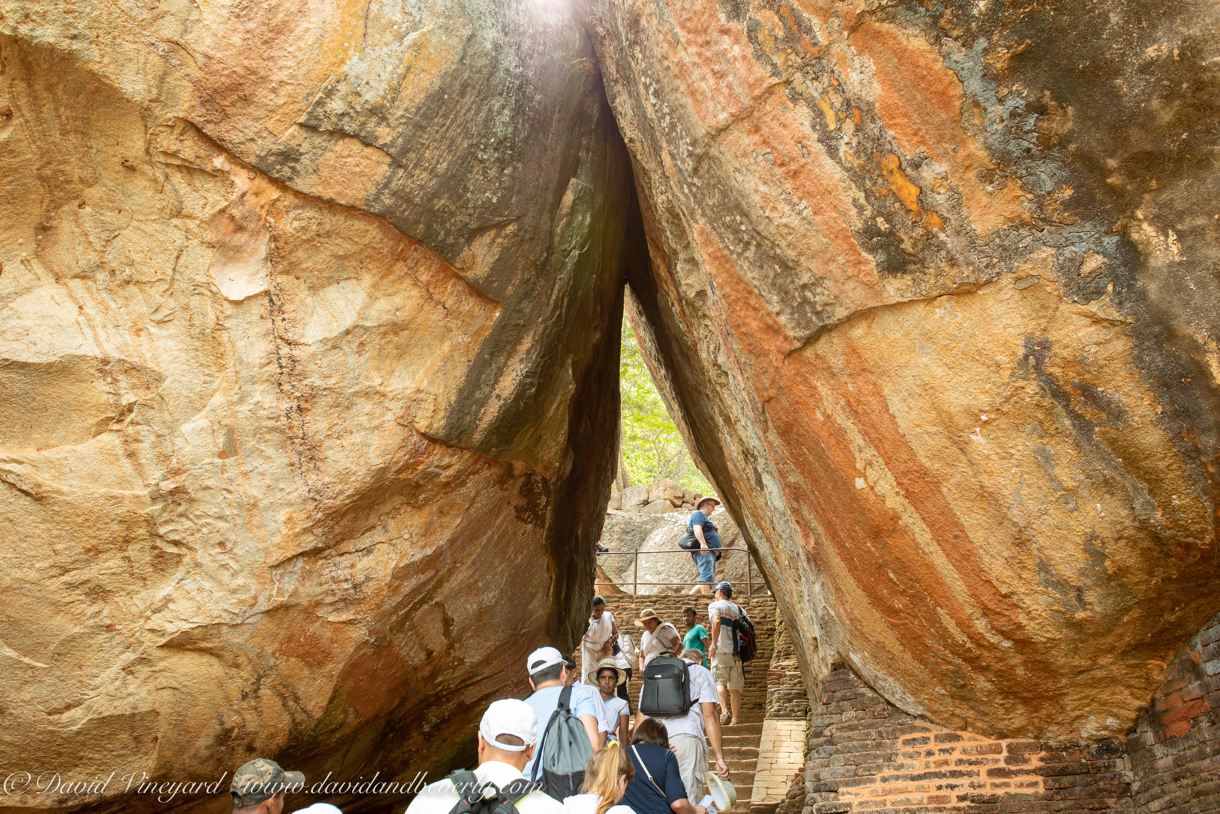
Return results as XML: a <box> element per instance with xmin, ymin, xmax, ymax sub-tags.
<box><xmin>522</xmin><ymin>647</ymin><xmax>602</xmax><ymax>781</ymax></box>
<box><xmin>405</xmin><ymin>699</ymin><xmax>565</xmax><ymax>814</ymax></box>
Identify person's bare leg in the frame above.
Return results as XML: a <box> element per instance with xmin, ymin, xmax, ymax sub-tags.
<box><xmin>717</xmin><ymin>684</ymin><xmax>731</xmax><ymax>723</ymax></box>
<box><xmin>730</xmin><ymin>688</ymin><xmax>742</xmax><ymax>724</ymax></box>
<box><xmin>689</xmin><ymin>582</ymin><xmax>710</xmax><ymax>595</ymax></box>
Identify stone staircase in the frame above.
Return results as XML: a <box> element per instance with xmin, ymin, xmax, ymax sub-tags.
<box><xmin>710</xmin><ymin>604</ymin><xmax>775</xmax><ymax>813</ymax></box>
<box><xmin>597</xmin><ymin>591</ymin><xmax>778</xmax><ymax>814</ymax></box>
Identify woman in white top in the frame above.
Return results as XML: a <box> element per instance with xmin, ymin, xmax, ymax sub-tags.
<box><xmin>594</xmin><ymin>658</ymin><xmax>631</xmax><ymax>745</ymax></box>
<box><xmin>582</xmin><ymin>595</ymin><xmax>619</xmax><ymax>684</ymax></box>
<box><xmin>634</xmin><ymin>609</ymin><xmax>681</xmax><ymax>671</ymax></box>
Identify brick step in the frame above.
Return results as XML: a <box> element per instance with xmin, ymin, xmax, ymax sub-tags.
<box><xmin>729</xmin><ymin>786</ymin><xmax>753</xmax><ymax>809</ymax></box>
<box><xmin>748</xmin><ymin>803</ymin><xmax>781</xmax><ymax>814</ymax></box>
<box><xmin>720</xmin><ymin>759</ymin><xmax>756</xmax><ymax>772</ymax></box>
<box><xmin>721</xmin><ymin>735</ymin><xmax>761</xmax><ymax>748</ymax></box>
<box><xmin>726</xmin><ymin>770</ymin><xmax>755</xmax><ymax>784</ymax></box>
<box><xmin>717</xmin><ymin>747</ymin><xmax>759</xmax><ymax>760</ymax></box>
<box><xmin>721</xmin><ymin>723</ymin><xmax>763</xmax><ymax>736</ymax></box>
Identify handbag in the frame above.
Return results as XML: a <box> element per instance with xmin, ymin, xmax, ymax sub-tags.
<box><xmin>677</xmin><ymin>528</ymin><xmax>700</xmax><ymax>550</ymax></box>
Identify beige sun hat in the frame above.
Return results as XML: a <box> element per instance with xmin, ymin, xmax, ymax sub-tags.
<box><xmin>705</xmin><ymin>771</ymin><xmax>738</xmax><ymax>811</ymax></box>
<box><xmin>633</xmin><ymin>608</ymin><xmax>662</xmax><ymax>626</ymax></box>
<box><xmin>595</xmin><ymin>657</ymin><xmax>627</xmax><ymax>686</ymax></box>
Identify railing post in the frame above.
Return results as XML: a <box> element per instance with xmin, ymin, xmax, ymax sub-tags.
<box><xmin>633</xmin><ymin>551</ymin><xmax>638</xmax><ymax>596</ymax></box>
<box><xmin>748</xmin><ymin>552</ymin><xmax>753</xmax><ymax>597</ymax></box>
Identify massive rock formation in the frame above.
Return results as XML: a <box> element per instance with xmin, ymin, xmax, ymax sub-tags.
<box><xmin>577</xmin><ymin>0</ymin><xmax>1220</xmax><ymax>739</ymax></box>
<box><xmin>0</xmin><ymin>1</ymin><xmax>632</xmax><ymax>810</ymax></box>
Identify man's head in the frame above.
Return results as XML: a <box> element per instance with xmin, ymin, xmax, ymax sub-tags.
<box><xmin>477</xmin><ymin>699</ymin><xmax>538</xmax><ymax>771</ymax></box>
<box><xmin>591</xmin><ymin>595</ymin><xmax>606</xmax><ymax>619</ymax></box>
<box><xmin>682</xmin><ymin>605</ymin><xmax>697</xmax><ymax>628</ymax></box>
<box><xmin>715</xmin><ymin>581</ymin><xmax>733</xmax><ymax>600</ymax></box>
<box><xmin>230</xmin><ymin>759</ymin><xmax>304</xmax><ymax>814</ymax></box>
<box><xmin>563</xmin><ymin>656</ymin><xmax>580</xmax><ymax>686</ymax></box>
<box><xmin>696</xmin><ymin>497</ymin><xmax>721</xmax><ymax>514</ymax></box>
<box><xmin>681</xmin><ymin>648</ymin><xmax>704</xmax><ymax>664</ymax></box>
<box><xmin>527</xmin><ymin>646</ymin><xmax>568</xmax><ymax>689</ymax></box>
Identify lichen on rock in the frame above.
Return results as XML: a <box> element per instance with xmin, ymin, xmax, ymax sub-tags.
<box><xmin>576</xmin><ymin>0</ymin><xmax>1220</xmax><ymax>740</ymax></box>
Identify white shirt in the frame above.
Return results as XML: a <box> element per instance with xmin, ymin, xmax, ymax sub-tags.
<box><xmin>641</xmin><ymin>658</ymin><xmax>718</xmax><ymax>742</ymax></box>
<box><xmin>563</xmin><ymin>795</ymin><xmax>636</xmax><ymax>814</ymax></box>
<box><xmin>584</xmin><ymin>612</ymin><xmax>616</xmax><ymax>651</ymax></box>
<box><xmin>708</xmin><ymin>600</ymin><xmax>740</xmax><ymax>651</ymax></box>
<box><xmin>599</xmin><ymin>693</ymin><xmax>630</xmax><ymax>741</ymax></box>
<box><xmin>405</xmin><ymin>761</ymin><xmax>566</xmax><ymax>814</ymax></box>
<box><xmin>615</xmin><ymin>634</ymin><xmax>637</xmax><ymax>670</ymax></box>
<box><xmin>640</xmin><ymin>622</ymin><xmax>681</xmax><ymax>666</ymax></box>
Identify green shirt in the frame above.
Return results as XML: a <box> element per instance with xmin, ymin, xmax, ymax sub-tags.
<box><xmin>683</xmin><ymin>624</ymin><xmax>711</xmax><ymax>667</ymax></box>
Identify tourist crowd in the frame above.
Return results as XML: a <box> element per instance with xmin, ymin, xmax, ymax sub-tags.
<box><xmin>226</xmin><ymin>582</ymin><xmax>750</xmax><ymax>814</ymax></box>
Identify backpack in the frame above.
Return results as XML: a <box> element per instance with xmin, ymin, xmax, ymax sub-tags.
<box><xmin>639</xmin><ymin>653</ymin><xmax>693</xmax><ymax>716</ymax></box>
<box><xmin>731</xmin><ymin>604</ymin><xmax>757</xmax><ymax>662</ymax></box>
<box><xmin>444</xmin><ymin>770</ymin><xmax>534</xmax><ymax>814</ymax></box>
<box><xmin>530</xmin><ymin>685</ymin><xmax>594</xmax><ymax>799</ymax></box>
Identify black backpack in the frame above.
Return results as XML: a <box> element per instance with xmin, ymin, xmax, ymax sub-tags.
<box><xmin>531</xmin><ymin>685</ymin><xmax>594</xmax><ymax>800</ymax></box>
<box><xmin>731</xmin><ymin>605</ymin><xmax>757</xmax><ymax>662</ymax></box>
<box><xmin>444</xmin><ymin>770</ymin><xmax>535</xmax><ymax>814</ymax></box>
<box><xmin>639</xmin><ymin>653</ymin><xmax>693</xmax><ymax>716</ymax></box>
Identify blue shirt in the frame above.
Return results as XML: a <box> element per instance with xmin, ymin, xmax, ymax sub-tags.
<box><xmin>688</xmin><ymin>511</ymin><xmax>722</xmax><ymax>549</ymax></box>
<box><xmin>522</xmin><ymin>685</ymin><xmax>598</xmax><ymax>779</ymax></box>
<box><xmin>622</xmin><ymin>743</ymin><xmax>688</xmax><ymax>814</ymax></box>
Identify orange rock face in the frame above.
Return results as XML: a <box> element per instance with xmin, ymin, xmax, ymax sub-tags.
<box><xmin>579</xmin><ymin>0</ymin><xmax>1220</xmax><ymax>738</ymax></box>
<box><xmin>0</xmin><ymin>2</ymin><xmax>631</xmax><ymax>811</ymax></box>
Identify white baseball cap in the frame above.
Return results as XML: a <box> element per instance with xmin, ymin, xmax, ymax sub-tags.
<box><xmin>294</xmin><ymin>805</ymin><xmax>343</xmax><ymax>814</ymax></box>
<box><xmin>526</xmin><ymin>646</ymin><xmax>565</xmax><ymax>676</ymax></box>
<box><xmin>480</xmin><ymin>699</ymin><xmax>538</xmax><ymax>751</ymax></box>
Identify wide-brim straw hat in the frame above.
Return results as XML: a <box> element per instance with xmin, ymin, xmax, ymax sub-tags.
<box><xmin>595</xmin><ymin>657</ymin><xmax>627</xmax><ymax>686</ymax></box>
<box><xmin>696</xmin><ymin>496</ymin><xmax>722</xmax><ymax>511</ymax></box>
<box><xmin>633</xmin><ymin>608</ymin><xmax>662</xmax><ymax>626</ymax></box>
<box><xmin>705</xmin><ymin>771</ymin><xmax>738</xmax><ymax>811</ymax></box>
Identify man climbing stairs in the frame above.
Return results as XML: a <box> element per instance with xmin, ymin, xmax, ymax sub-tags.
<box><xmin>595</xmin><ymin>591</ymin><xmax>783</xmax><ymax>814</ymax></box>
<box><xmin>709</xmin><ymin>601</ymin><xmax>775</xmax><ymax>813</ymax></box>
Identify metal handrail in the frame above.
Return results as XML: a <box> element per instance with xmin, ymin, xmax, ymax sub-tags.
<box><xmin>595</xmin><ymin>546</ymin><xmax>759</xmax><ymax>597</ymax></box>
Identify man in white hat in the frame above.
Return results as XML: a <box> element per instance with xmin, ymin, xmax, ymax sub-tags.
<box><xmin>405</xmin><ymin>699</ymin><xmax>565</xmax><ymax>814</ymax></box>
<box><xmin>522</xmin><ymin>647</ymin><xmax>601</xmax><ymax>780</ymax></box>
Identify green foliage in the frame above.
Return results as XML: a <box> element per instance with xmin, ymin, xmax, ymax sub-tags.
<box><xmin>619</xmin><ymin>317</ymin><xmax>716</xmax><ymax>495</ymax></box>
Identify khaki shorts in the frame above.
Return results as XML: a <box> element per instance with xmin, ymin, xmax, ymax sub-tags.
<box><xmin>712</xmin><ymin>652</ymin><xmax>744</xmax><ymax>690</ymax></box>
<box><xmin>670</xmin><ymin>733</ymin><xmax>707</xmax><ymax>802</ymax></box>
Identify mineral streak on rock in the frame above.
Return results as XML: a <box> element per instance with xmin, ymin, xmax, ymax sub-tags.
<box><xmin>0</xmin><ymin>1</ymin><xmax>633</xmax><ymax>811</ymax></box>
<box><xmin>578</xmin><ymin>0</ymin><xmax>1220</xmax><ymax>739</ymax></box>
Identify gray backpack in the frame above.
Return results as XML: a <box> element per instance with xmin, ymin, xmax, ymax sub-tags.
<box><xmin>530</xmin><ymin>686</ymin><xmax>594</xmax><ymax>799</ymax></box>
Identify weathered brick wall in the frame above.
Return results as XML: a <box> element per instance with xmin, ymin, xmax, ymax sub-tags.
<box><xmin>790</xmin><ymin>610</ymin><xmax>1220</xmax><ymax>814</ymax></box>
<box><xmin>768</xmin><ymin>610</ymin><xmax>812</xmax><ymax>720</ymax></box>
<box><xmin>803</xmin><ymin>664</ymin><xmax>1133</xmax><ymax>813</ymax></box>
<box><xmin>1127</xmin><ymin>610</ymin><xmax>1220</xmax><ymax>812</ymax></box>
